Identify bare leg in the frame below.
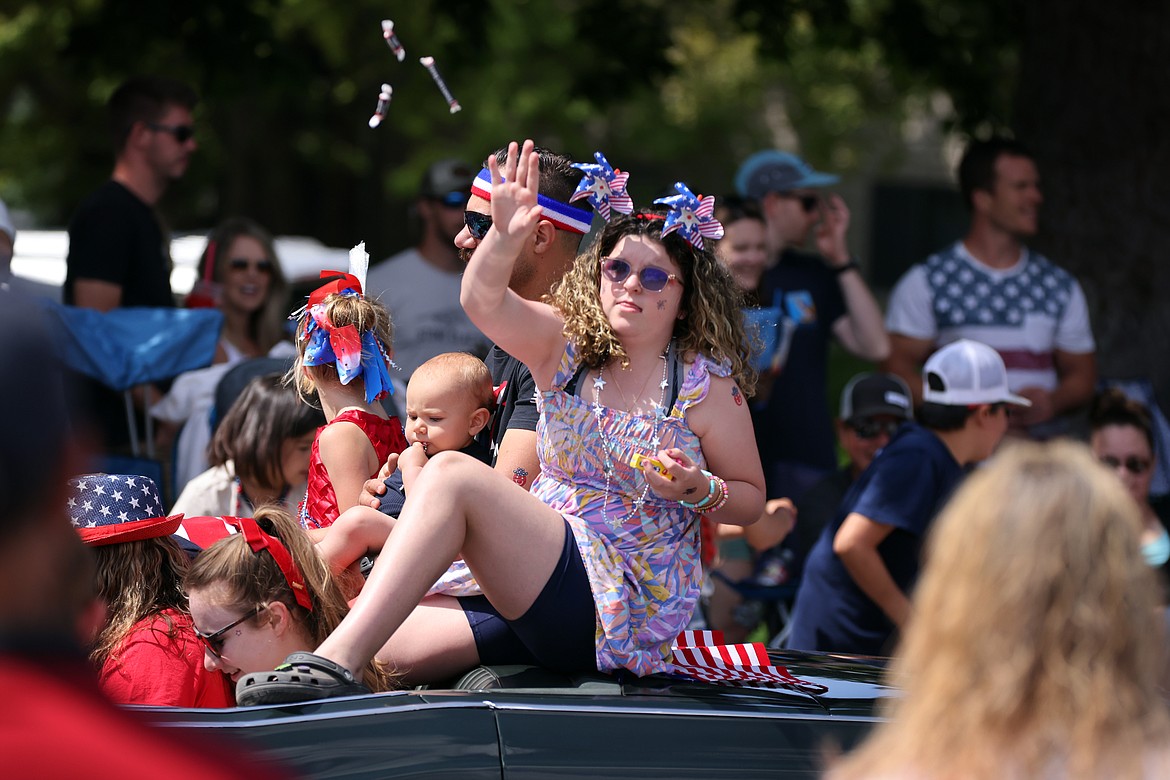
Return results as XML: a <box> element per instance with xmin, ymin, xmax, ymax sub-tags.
<box><xmin>316</xmin><ymin>450</ymin><xmax>566</xmax><ymax>675</ymax></box>
<box><xmin>316</xmin><ymin>505</ymin><xmax>397</xmax><ymax>572</ymax></box>
<box><xmin>375</xmin><ymin>594</ymin><xmax>480</xmax><ymax>686</ymax></box>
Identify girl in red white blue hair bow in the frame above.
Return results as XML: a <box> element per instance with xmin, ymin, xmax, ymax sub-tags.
<box><xmin>289</xmin><ymin>243</ymin><xmax>408</xmax><ymax>531</ymax></box>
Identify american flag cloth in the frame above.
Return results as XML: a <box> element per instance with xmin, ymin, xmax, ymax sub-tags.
<box><xmin>670</xmin><ymin>630</ymin><xmax>828</xmax><ymax>693</ymax></box>
<box><xmin>68</xmin><ymin>473</ymin><xmax>167</xmax><ymax>529</ymax></box>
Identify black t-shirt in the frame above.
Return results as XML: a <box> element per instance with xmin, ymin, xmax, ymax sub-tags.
<box><xmin>752</xmin><ymin>248</ymin><xmax>846</xmax><ymax>472</ymax></box>
<box><xmin>479</xmin><ymin>344</ymin><xmax>539</xmax><ymax>462</ymax></box>
<box><xmin>64</xmin><ymin>180</ymin><xmax>174</xmax><ymax>308</ymax></box>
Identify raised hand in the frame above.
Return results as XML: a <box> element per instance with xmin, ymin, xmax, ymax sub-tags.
<box><xmin>814</xmin><ymin>193</ymin><xmax>851</xmax><ymax>266</ymax></box>
<box><xmin>485</xmin><ymin>139</ymin><xmax>544</xmax><ymax>249</ymax></box>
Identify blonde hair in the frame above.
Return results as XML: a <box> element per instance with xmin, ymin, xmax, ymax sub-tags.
<box><xmin>549</xmin><ymin>211</ymin><xmax>756</xmax><ymax>396</ymax></box>
<box><xmin>289</xmin><ymin>290</ymin><xmax>395</xmax><ymax>406</ymax></box>
<box><xmin>412</xmin><ymin>352</ymin><xmax>494</xmax><ymax>413</ymax></box>
<box><xmin>198</xmin><ymin>217</ymin><xmax>290</xmax><ymax>352</ymax></box>
<box><xmin>90</xmin><ymin>536</ymin><xmax>191</xmax><ymax>666</ymax></box>
<box><xmin>833</xmin><ymin>440</ymin><xmax>1170</xmax><ymax>780</ymax></box>
<box><xmin>184</xmin><ymin>506</ymin><xmax>394</xmax><ymax>692</ymax></box>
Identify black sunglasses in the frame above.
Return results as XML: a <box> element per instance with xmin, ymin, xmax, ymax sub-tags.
<box><xmin>195</xmin><ymin>604</ymin><xmax>266</xmax><ymax>659</ymax></box>
<box><xmin>847</xmin><ymin>418</ymin><xmax>902</xmax><ymax>440</ymax></box>
<box><xmin>464</xmin><ymin>211</ymin><xmax>492</xmax><ymax>240</ymax></box>
<box><xmin>1099</xmin><ymin>455</ymin><xmax>1152</xmax><ymax>475</ymax></box>
<box><xmin>148</xmin><ymin>122</ymin><xmax>195</xmax><ymax>144</ymax></box>
<box><xmin>228</xmin><ymin>257</ymin><xmax>274</xmax><ymax>274</ymax></box>
<box><xmin>780</xmin><ymin>192</ymin><xmax>819</xmax><ymax>213</ymax></box>
<box><xmin>601</xmin><ymin>258</ymin><xmax>680</xmax><ymax>293</ymax></box>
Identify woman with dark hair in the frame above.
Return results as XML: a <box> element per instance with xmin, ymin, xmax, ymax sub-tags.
<box><xmin>1090</xmin><ymin>388</ymin><xmax>1169</xmax><ymax>587</ymax></box>
<box><xmin>171</xmin><ymin>373</ymin><xmax>322</xmax><ymax>517</ymax></box>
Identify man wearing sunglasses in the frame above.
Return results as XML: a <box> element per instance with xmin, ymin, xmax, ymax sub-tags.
<box><xmin>63</xmin><ymin>75</ymin><xmax>199</xmax><ymax>451</ymax></box>
<box><xmin>733</xmin><ymin>150</ymin><xmax>890</xmax><ymax>508</ymax></box>
<box><xmin>65</xmin><ymin>75</ymin><xmax>198</xmax><ymax>312</ymax></box>
<box><xmin>363</xmin><ymin>145</ymin><xmax>587</xmax><ymax>505</ymax></box>
<box><xmin>367</xmin><ymin>159</ymin><xmax>491</xmax><ymax>399</ymax></box>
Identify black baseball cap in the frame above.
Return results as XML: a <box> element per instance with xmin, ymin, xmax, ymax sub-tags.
<box><xmin>839</xmin><ymin>373</ymin><xmax>913</xmax><ymax>424</ymax></box>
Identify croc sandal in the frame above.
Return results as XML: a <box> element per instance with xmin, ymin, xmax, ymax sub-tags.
<box><xmin>235</xmin><ymin>651</ymin><xmax>371</xmax><ymax>706</ymax></box>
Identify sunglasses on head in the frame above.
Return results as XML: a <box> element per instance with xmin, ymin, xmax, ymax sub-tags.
<box><xmin>779</xmin><ymin>192</ymin><xmax>819</xmax><ymax>213</ymax></box>
<box><xmin>147</xmin><ymin>122</ymin><xmax>195</xmax><ymax>144</ymax></box>
<box><xmin>1099</xmin><ymin>455</ymin><xmax>1152</xmax><ymax>475</ymax></box>
<box><xmin>195</xmin><ymin>604</ymin><xmax>266</xmax><ymax>659</ymax></box>
<box><xmin>228</xmin><ymin>257</ymin><xmax>274</xmax><ymax>274</ymax></box>
<box><xmin>601</xmin><ymin>257</ymin><xmax>680</xmax><ymax>293</ymax></box>
<box><xmin>848</xmin><ymin>418</ymin><xmax>902</xmax><ymax>440</ymax></box>
<box><xmin>464</xmin><ymin>211</ymin><xmax>492</xmax><ymax>240</ymax></box>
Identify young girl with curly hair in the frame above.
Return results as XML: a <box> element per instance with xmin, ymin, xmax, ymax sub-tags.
<box><xmin>237</xmin><ymin>140</ymin><xmax>765</xmax><ymax>703</ymax></box>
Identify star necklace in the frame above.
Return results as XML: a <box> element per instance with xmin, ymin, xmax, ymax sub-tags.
<box><xmin>592</xmin><ymin>345</ymin><xmax>671</xmax><ymax>526</ymax></box>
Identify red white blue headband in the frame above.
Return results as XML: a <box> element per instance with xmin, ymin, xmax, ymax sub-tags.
<box><xmin>471</xmin><ymin>169</ymin><xmax>592</xmax><ymax>235</ymax></box>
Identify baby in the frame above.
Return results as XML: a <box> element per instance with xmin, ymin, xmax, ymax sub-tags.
<box><xmin>316</xmin><ymin>352</ymin><xmax>494</xmax><ymax>574</ymax></box>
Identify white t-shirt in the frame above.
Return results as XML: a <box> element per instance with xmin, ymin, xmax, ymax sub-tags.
<box><xmin>365</xmin><ymin>248</ymin><xmax>490</xmax><ymax>397</ymax></box>
<box><xmin>886</xmin><ymin>241</ymin><xmax>1095</xmax><ymax>392</ymax></box>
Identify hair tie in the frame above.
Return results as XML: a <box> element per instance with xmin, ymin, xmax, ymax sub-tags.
<box><xmin>227</xmin><ymin>517</ymin><xmax>314</xmax><ymax>612</ymax></box>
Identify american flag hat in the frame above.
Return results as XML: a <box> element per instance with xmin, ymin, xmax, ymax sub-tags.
<box><xmin>67</xmin><ymin>473</ymin><xmax>183</xmax><ymax>546</ymax></box>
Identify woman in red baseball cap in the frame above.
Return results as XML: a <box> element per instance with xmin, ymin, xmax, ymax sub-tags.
<box><xmin>71</xmin><ymin>472</ymin><xmax>233</xmax><ymax>708</ymax></box>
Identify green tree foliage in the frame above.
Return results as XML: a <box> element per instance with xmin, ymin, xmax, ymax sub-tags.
<box><xmin>0</xmin><ymin>0</ymin><xmax>1018</xmax><ymax>254</ymax></box>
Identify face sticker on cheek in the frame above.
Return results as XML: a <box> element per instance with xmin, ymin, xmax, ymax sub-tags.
<box><xmin>731</xmin><ymin>386</ymin><xmax>743</xmax><ymax>406</ymax></box>
<box><xmin>657</xmin><ymin>300</ymin><xmax>666</xmax><ymax>310</ymax></box>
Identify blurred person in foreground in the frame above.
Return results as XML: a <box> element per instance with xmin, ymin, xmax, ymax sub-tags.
<box><xmin>831</xmin><ymin>440</ymin><xmax>1170</xmax><ymax>780</ymax></box>
<box><xmin>0</xmin><ymin>297</ymin><xmax>289</xmax><ymax>778</ymax></box>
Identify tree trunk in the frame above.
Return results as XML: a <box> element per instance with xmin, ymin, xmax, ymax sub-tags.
<box><xmin>1014</xmin><ymin>1</ymin><xmax>1170</xmax><ymax>409</ymax></box>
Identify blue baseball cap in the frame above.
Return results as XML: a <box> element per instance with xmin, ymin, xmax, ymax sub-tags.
<box><xmin>735</xmin><ymin>150</ymin><xmax>839</xmax><ymax>200</ymax></box>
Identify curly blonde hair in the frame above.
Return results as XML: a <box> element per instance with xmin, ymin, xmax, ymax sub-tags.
<box><xmin>549</xmin><ymin>211</ymin><xmax>755</xmax><ymax>395</ymax></box>
<box><xmin>832</xmin><ymin>440</ymin><xmax>1170</xmax><ymax>780</ymax></box>
<box><xmin>90</xmin><ymin>536</ymin><xmax>191</xmax><ymax>667</ymax></box>
<box><xmin>184</xmin><ymin>506</ymin><xmax>394</xmax><ymax>692</ymax></box>
<box><xmin>289</xmin><ymin>289</ymin><xmax>395</xmax><ymax>406</ymax></box>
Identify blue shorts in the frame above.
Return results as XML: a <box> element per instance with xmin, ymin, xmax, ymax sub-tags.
<box><xmin>458</xmin><ymin>519</ymin><xmax>598</xmax><ymax>673</ymax></box>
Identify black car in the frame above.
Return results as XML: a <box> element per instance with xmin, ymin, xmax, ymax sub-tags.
<box><xmin>142</xmin><ymin>650</ymin><xmax>890</xmax><ymax>778</ymax></box>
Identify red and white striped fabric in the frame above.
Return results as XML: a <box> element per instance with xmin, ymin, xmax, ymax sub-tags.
<box><xmin>670</xmin><ymin>630</ymin><xmax>827</xmax><ymax>693</ymax></box>
<box><xmin>176</xmin><ymin>515</ymin><xmax>238</xmax><ymax>550</ymax></box>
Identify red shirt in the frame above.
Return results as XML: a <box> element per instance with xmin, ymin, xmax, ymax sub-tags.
<box><xmin>100</xmin><ymin>609</ymin><xmax>233</xmax><ymax>708</ymax></box>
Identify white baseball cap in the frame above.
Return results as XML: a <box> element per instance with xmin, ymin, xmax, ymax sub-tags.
<box><xmin>922</xmin><ymin>339</ymin><xmax>1032</xmax><ymax>407</ymax></box>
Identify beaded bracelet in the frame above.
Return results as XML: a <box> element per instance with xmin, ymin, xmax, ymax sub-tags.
<box><xmin>678</xmin><ymin>470</ymin><xmax>717</xmax><ymax>510</ymax></box>
<box><xmin>704</xmin><ymin>475</ymin><xmax>730</xmax><ymax>513</ymax></box>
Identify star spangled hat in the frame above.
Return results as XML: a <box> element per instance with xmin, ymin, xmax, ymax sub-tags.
<box><xmin>68</xmin><ymin>473</ymin><xmax>183</xmax><ymax>546</ymax></box>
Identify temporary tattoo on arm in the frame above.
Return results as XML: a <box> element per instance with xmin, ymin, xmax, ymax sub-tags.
<box><xmin>731</xmin><ymin>386</ymin><xmax>743</xmax><ymax>406</ymax></box>
<box><xmin>511</xmin><ymin>467</ymin><xmax>529</xmax><ymax>486</ymax></box>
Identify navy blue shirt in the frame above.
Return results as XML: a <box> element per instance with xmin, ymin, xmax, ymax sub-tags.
<box><xmin>787</xmin><ymin>423</ymin><xmax>963</xmax><ymax>655</ymax></box>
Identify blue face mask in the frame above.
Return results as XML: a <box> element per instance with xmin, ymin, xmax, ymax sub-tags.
<box><xmin>1142</xmin><ymin>527</ymin><xmax>1170</xmax><ymax>568</ymax></box>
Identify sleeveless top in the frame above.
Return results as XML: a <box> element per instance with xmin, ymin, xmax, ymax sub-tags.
<box><xmin>532</xmin><ymin>340</ymin><xmax>725</xmax><ymax>676</ymax></box>
<box><xmin>299</xmin><ymin>409</ymin><xmax>407</xmax><ymax>529</ymax></box>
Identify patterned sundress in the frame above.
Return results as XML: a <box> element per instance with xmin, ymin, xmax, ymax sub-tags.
<box><xmin>299</xmin><ymin>409</ymin><xmax>407</xmax><ymax>529</ymax></box>
<box><xmin>533</xmin><ymin>340</ymin><xmax>726</xmax><ymax>676</ymax></box>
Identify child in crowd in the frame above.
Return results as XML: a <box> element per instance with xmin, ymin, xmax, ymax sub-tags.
<box><xmin>316</xmin><ymin>352</ymin><xmax>494</xmax><ymax>576</ymax></box>
<box><xmin>185</xmin><ymin>505</ymin><xmax>393</xmax><ymax>698</ymax></box>
<box><xmin>71</xmin><ymin>473</ymin><xmax>233</xmax><ymax>708</ymax></box>
<box><xmin>290</xmin><ymin>271</ymin><xmax>408</xmax><ymax>530</ymax></box>
<box><xmin>171</xmin><ymin>372</ymin><xmax>323</xmax><ymax>518</ymax></box>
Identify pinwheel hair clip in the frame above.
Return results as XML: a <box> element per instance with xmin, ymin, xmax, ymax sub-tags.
<box><xmin>571</xmin><ymin>151</ymin><xmax>724</xmax><ymax>249</ymax></box>
<box><xmin>652</xmin><ymin>182</ymin><xmax>724</xmax><ymax>249</ymax></box>
<box><xmin>293</xmin><ymin>243</ymin><xmax>396</xmax><ymax>404</ymax></box>
<box><xmin>570</xmin><ymin>152</ymin><xmax>633</xmax><ymax>221</ymax></box>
